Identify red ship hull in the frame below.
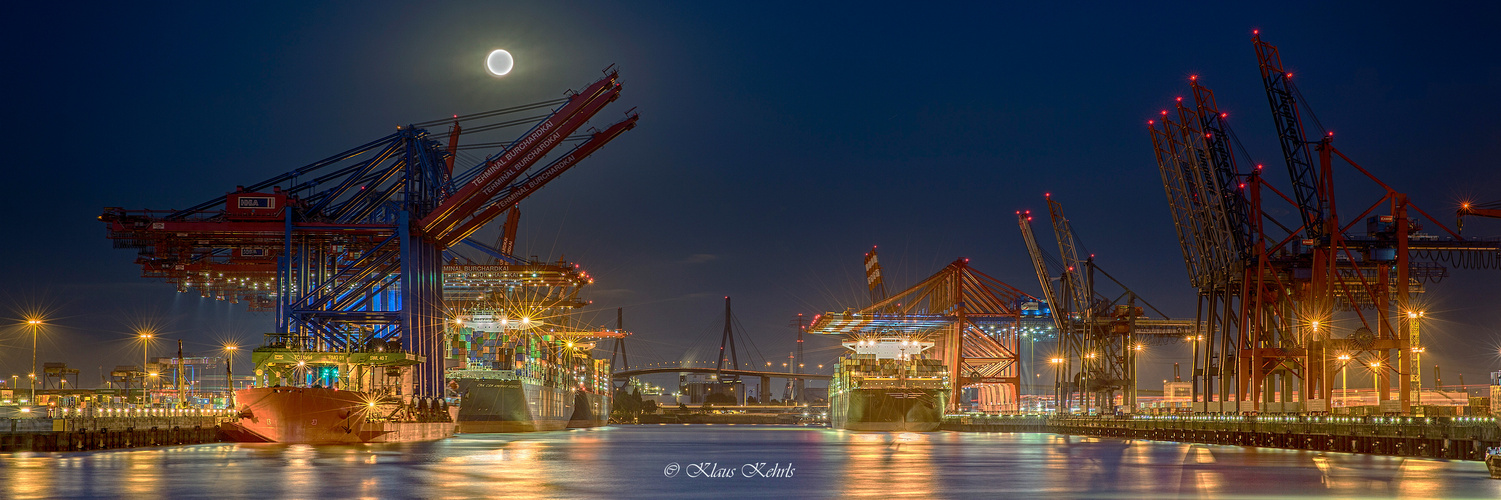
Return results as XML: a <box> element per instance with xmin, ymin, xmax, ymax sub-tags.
<box><xmin>221</xmin><ymin>387</ymin><xmax>455</xmax><ymax>444</ymax></box>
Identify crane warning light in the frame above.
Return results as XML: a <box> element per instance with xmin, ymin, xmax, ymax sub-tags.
<box><xmin>1286</xmin><ymin>73</ymin><xmax>1293</xmax><ymax>78</ymax></box>
<box><xmin>1190</xmin><ymin>75</ymin><xmax>1198</xmax><ymax>80</ymax></box>
<box><xmin>1176</xmin><ymin>97</ymin><xmax>1183</xmax><ymax>102</ymax></box>
<box><xmin>1253</xmin><ymin>29</ymin><xmax>1259</xmax><ymax>35</ymax></box>
<box><xmin>1221</xmin><ymin>113</ymin><xmax>1228</xmax><ymax>118</ymax></box>
<box><xmin>1161</xmin><ymin>110</ymin><xmax>1168</xmax><ymax>116</ymax></box>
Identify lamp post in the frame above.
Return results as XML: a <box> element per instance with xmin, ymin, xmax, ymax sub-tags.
<box><xmin>1312</xmin><ymin>320</ymin><xmax>1324</xmax><ymax>401</ymax></box>
<box><xmin>25</xmin><ymin>319</ymin><xmax>42</xmax><ymax>404</ymax></box>
<box><xmin>1337</xmin><ymin>354</ymin><xmax>1351</xmax><ymax>408</ymax></box>
<box><xmin>139</xmin><ymin>331</ymin><xmax>154</xmax><ymax>405</ymax></box>
<box><xmin>225</xmin><ymin>345</ymin><xmax>238</xmax><ymax>407</ymax></box>
<box><xmin>1411</xmin><ymin>347</ymin><xmax>1425</xmax><ymax>406</ymax></box>
<box><xmin>1371</xmin><ymin>360</ymin><xmax>1381</xmax><ymax>404</ymax></box>
<box><xmin>1021</xmin><ymin>331</ymin><xmax>1030</xmax><ymax>397</ymax></box>
<box><xmin>1049</xmin><ymin>357</ymin><xmax>1064</xmax><ymax>414</ymax></box>
<box><xmin>1131</xmin><ymin>343</ymin><xmax>1144</xmax><ymax>412</ymax></box>
<box><xmin>1084</xmin><ymin>352</ymin><xmax>1097</xmax><ymax>415</ymax></box>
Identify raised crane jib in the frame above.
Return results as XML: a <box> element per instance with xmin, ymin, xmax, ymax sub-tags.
<box><xmin>436</xmin><ymin>113</ymin><xmax>639</xmax><ymax>247</ymax></box>
<box><xmin>1018</xmin><ymin>210</ymin><xmax>1066</xmax><ymax>335</ymax></box>
<box><xmin>1190</xmin><ymin>78</ymin><xmax>1255</xmax><ymax>263</ymax></box>
<box><xmin>1149</xmin><ymin>120</ymin><xmax>1204</xmax><ymax>289</ymax></box>
<box><xmin>420</xmin><ymin>71</ymin><xmax>622</xmax><ymax>240</ymax></box>
<box><xmin>1046</xmin><ymin>195</ymin><xmax>1091</xmax><ymax>317</ymax></box>
<box><xmin>863</xmin><ymin>247</ymin><xmax>888</xmax><ymax>305</ymax></box>
<box><xmin>1255</xmin><ymin>33</ymin><xmax>1325</xmax><ymax>241</ymax></box>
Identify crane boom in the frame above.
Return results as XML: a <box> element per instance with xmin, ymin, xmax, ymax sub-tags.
<box><xmin>437</xmin><ymin>113</ymin><xmax>639</xmax><ymax>247</ymax></box>
<box><xmin>1047</xmin><ymin>195</ymin><xmax>1091</xmax><ymax>317</ymax></box>
<box><xmin>420</xmin><ymin>72</ymin><xmax>621</xmax><ymax>238</ymax></box>
<box><xmin>1190</xmin><ymin>78</ymin><xmax>1255</xmax><ymax>265</ymax></box>
<box><xmin>863</xmin><ymin>247</ymin><xmax>887</xmax><ymax>305</ymax></box>
<box><xmin>1172</xmin><ymin>100</ymin><xmax>1238</xmax><ymax>285</ymax></box>
<box><xmin>1255</xmin><ymin>33</ymin><xmax>1325</xmax><ymax>240</ymax></box>
<box><xmin>1150</xmin><ymin>119</ymin><xmax>1204</xmax><ymax>289</ymax></box>
<box><xmin>1018</xmin><ymin>211</ymin><xmax>1065</xmax><ymax>335</ymax></box>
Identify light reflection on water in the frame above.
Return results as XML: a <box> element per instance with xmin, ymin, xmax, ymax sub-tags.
<box><xmin>0</xmin><ymin>427</ymin><xmax>1498</xmax><ymax>499</ymax></box>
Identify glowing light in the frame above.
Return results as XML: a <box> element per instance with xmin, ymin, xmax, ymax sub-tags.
<box><xmin>485</xmin><ymin>49</ymin><xmax>514</xmax><ymax>76</ymax></box>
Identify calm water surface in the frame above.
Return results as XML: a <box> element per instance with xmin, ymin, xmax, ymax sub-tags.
<box><xmin>2</xmin><ymin>426</ymin><xmax>1498</xmax><ymax>499</ymax></box>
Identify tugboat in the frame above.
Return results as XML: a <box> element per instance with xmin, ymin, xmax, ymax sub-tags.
<box><xmin>828</xmin><ymin>336</ymin><xmax>949</xmax><ymax>431</ymax></box>
<box><xmin>220</xmin><ymin>334</ymin><xmax>456</xmax><ymax>444</ymax></box>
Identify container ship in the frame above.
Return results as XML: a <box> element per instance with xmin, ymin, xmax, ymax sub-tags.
<box><xmin>829</xmin><ymin>337</ymin><xmax>949</xmax><ymax>431</ymax></box>
<box><xmin>220</xmin><ymin>335</ymin><xmax>456</xmax><ymax>444</ymax></box>
<box><xmin>445</xmin><ymin>312</ymin><xmax>617</xmax><ymax>432</ymax></box>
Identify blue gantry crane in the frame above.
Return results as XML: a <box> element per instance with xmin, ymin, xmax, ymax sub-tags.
<box><xmin>101</xmin><ymin>69</ymin><xmax>638</xmax><ymax>397</ymax></box>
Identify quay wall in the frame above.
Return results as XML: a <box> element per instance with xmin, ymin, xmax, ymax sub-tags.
<box><xmin>943</xmin><ymin>414</ymin><xmax>1501</xmax><ymax>461</ymax></box>
<box><xmin>1</xmin><ymin>415</ymin><xmax>230</xmax><ymax>452</ymax></box>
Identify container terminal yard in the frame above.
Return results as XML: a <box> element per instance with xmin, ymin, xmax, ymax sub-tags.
<box><xmin>4</xmin><ymin>8</ymin><xmax>1501</xmax><ymax>495</ymax></box>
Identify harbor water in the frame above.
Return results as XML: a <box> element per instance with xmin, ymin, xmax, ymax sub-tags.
<box><xmin>2</xmin><ymin>426</ymin><xmax>1498</xmax><ymax>499</ymax></box>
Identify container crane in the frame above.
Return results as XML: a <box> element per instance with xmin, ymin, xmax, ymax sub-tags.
<box><xmin>101</xmin><ymin>70</ymin><xmax>639</xmax><ymax>398</ymax></box>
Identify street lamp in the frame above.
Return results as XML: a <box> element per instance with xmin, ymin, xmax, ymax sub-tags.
<box><xmin>1371</xmin><ymin>360</ymin><xmax>1382</xmax><ymax>402</ymax></box>
<box><xmin>1337</xmin><ymin>354</ymin><xmax>1351</xmax><ymax>408</ymax></box>
<box><xmin>1131</xmin><ymin>344</ymin><xmax>1144</xmax><ymax>410</ymax></box>
<box><xmin>1411</xmin><ymin>347</ymin><xmax>1426</xmax><ymax>405</ymax></box>
<box><xmin>25</xmin><ymin>318</ymin><xmax>43</xmax><ymax>403</ymax></box>
<box><xmin>225</xmin><ymin>345</ymin><xmax>239</xmax><ymax>406</ymax></box>
<box><xmin>1049</xmin><ymin>357</ymin><xmax>1064</xmax><ymax>414</ymax></box>
<box><xmin>139</xmin><ymin>331</ymin><xmax>155</xmax><ymax>405</ymax></box>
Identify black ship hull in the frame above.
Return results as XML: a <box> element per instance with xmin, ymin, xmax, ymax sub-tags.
<box><xmin>831</xmin><ymin>387</ymin><xmax>945</xmax><ymax>432</ymax></box>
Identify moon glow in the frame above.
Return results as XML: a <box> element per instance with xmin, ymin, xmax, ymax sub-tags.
<box><xmin>486</xmin><ymin>49</ymin><xmax>514</xmax><ymax>76</ymax></box>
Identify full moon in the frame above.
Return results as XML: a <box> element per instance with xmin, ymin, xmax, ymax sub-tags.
<box><xmin>486</xmin><ymin>49</ymin><xmax>514</xmax><ymax>76</ymax></box>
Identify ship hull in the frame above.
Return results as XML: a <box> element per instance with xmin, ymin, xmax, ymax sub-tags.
<box><xmin>221</xmin><ymin>387</ymin><xmax>455</xmax><ymax>444</ymax></box>
<box><xmin>450</xmin><ymin>372</ymin><xmax>611</xmax><ymax>433</ymax></box>
<box><xmin>831</xmin><ymin>387</ymin><xmax>945</xmax><ymax>432</ymax></box>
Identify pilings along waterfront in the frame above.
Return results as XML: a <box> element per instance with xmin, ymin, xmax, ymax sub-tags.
<box><xmin>2</xmin><ymin>410</ymin><xmax>231</xmax><ymax>452</ymax></box>
<box><xmin>944</xmin><ymin>414</ymin><xmax>1501</xmax><ymax>461</ymax></box>
<box><xmin>5</xmin><ymin>409</ymin><xmax>1500</xmax><ymax>463</ymax></box>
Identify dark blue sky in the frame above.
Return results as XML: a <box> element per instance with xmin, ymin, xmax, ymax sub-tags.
<box><xmin>3</xmin><ymin>2</ymin><xmax>1499</xmax><ymax>389</ymax></box>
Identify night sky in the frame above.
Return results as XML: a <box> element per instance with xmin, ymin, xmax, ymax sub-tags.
<box><xmin>3</xmin><ymin>2</ymin><xmax>1500</xmax><ymax>392</ymax></box>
